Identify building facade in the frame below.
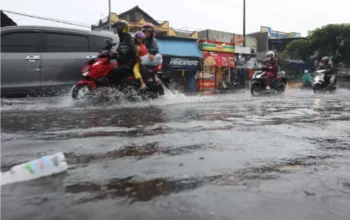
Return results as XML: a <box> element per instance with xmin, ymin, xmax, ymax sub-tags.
<box><xmin>198</xmin><ymin>40</ymin><xmax>235</xmax><ymax>92</ymax></box>
<box><xmin>248</xmin><ymin>26</ymin><xmax>302</xmax><ymax>60</ymax></box>
<box><xmin>157</xmin><ymin>37</ymin><xmax>202</xmax><ymax>93</ymax></box>
<box><xmin>91</xmin><ymin>6</ymin><xmax>198</xmax><ymax>39</ymax></box>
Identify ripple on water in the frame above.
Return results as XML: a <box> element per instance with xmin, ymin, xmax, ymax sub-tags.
<box><xmin>320</xmin><ymin>195</ymin><xmax>350</xmax><ymax>219</ymax></box>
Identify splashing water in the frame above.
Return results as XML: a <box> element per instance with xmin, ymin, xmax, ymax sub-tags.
<box><xmin>1</xmin><ymin>85</ymin><xmax>349</xmax><ymax>112</ymax></box>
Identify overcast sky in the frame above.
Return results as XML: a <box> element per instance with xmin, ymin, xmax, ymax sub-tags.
<box><xmin>2</xmin><ymin>0</ymin><xmax>350</xmax><ymax>36</ymax></box>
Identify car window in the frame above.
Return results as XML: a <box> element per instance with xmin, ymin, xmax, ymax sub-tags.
<box><xmin>1</xmin><ymin>32</ymin><xmax>38</xmax><ymax>53</ymax></box>
<box><xmin>45</xmin><ymin>33</ymin><xmax>89</xmax><ymax>52</ymax></box>
<box><xmin>89</xmin><ymin>35</ymin><xmax>113</xmax><ymax>52</ymax></box>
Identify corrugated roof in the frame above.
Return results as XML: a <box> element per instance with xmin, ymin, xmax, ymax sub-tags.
<box><xmin>157</xmin><ymin>38</ymin><xmax>202</xmax><ymax>57</ymax></box>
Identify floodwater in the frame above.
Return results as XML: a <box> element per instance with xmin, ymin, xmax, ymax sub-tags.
<box><xmin>1</xmin><ymin>87</ymin><xmax>350</xmax><ymax>220</ymax></box>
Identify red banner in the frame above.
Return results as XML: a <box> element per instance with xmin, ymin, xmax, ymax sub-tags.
<box><xmin>202</xmin><ymin>51</ymin><xmax>235</xmax><ymax>68</ymax></box>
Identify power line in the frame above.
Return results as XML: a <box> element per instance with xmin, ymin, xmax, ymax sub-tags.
<box><xmin>2</xmin><ymin>10</ymin><xmax>91</xmax><ymax>28</ymax></box>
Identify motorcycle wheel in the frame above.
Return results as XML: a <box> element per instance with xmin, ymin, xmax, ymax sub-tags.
<box><xmin>251</xmin><ymin>82</ymin><xmax>262</xmax><ymax>97</ymax></box>
<box><xmin>72</xmin><ymin>84</ymin><xmax>92</xmax><ymax>100</ymax></box>
<box><xmin>276</xmin><ymin>83</ymin><xmax>286</xmax><ymax>94</ymax></box>
<box><xmin>313</xmin><ymin>84</ymin><xmax>322</xmax><ymax>94</ymax></box>
<box><xmin>329</xmin><ymin>86</ymin><xmax>336</xmax><ymax>93</ymax></box>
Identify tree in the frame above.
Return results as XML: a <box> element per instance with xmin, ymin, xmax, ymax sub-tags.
<box><xmin>309</xmin><ymin>24</ymin><xmax>350</xmax><ymax>64</ymax></box>
<box><xmin>286</xmin><ymin>39</ymin><xmax>311</xmax><ymax>61</ymax></box>
<box><xmin>280</xmin><ymin>24</ymin><xmax>350</xmax><ymax>65</ymax></box>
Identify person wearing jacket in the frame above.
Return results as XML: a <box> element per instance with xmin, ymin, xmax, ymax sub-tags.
<box><xmin>133</xmin><ymin>31</ymin><xmax>148</xmax><ymax>90</ymax></box>
<box><xmin>142</xmin><ymin>23</ymin><xmax>159</xmax><ymax>61</ymax></box>
<box><xmin>316</xmin><ymin>56</ymin><xmax>333</xmax><ymax>85</ymax></box>
<box><xmin>109</xmin><ymin>20</ymin><xmax>136</xmax><ymax>82</ymax></box>
<box><xmin>302</xmin><ymin>70</ymin><xmax>313</xmax><ymax>87</ymax></box>
<box><xmin>264</xmin><ymin>51</ymin><xmax>279</xmax><ymax>90</ymax></box>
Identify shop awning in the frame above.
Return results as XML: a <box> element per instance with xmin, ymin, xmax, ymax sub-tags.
<box><xmin>157</xmin><ymin>38</ymin><xmax>202</xmax><ymax>57</ymax></box>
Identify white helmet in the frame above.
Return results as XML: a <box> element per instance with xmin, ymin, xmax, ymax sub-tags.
<box><xmin>266</xmin><ymin>51</ymin><xmax>275</xmax><ymax>58</ymax></box>
<box><xmin>304</xmin><ymin>70</ymin><xmax>309</xmax><ymax>74</ymax></box>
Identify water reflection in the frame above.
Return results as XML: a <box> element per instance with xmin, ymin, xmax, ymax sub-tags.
<box><xmin>65</xmin><ymin>176</ymin><xmax>204</xmax><ymax>203</ymax></box>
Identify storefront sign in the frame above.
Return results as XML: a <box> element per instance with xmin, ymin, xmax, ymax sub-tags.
<box><xmin>234</xmin><ymin>35</ymin><xmax>245</xmax><ymax>47</ymax></box>
<box><xmin>162</xmin><ymin>56</ymin><xmax>200</xmax><ymax>70</ymax></box>
<box><xmin>199</xmin><ymin>40</ymin><xmax>235</xmax><ymax>53</ymax></box>
<box><xmin>202</xmin><ymin>51</ymin><xmax>235</xmax><ymax>68</ymax></box>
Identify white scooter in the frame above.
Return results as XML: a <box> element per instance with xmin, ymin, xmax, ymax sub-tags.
<box><xmin>312</xmin><ymin>69</ymin><xmax>337</xmax><ymax>93</ymax></box>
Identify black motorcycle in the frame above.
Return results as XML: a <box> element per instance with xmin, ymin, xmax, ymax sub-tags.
<box><xmin>250</xmin><ymin>66</ymin><xmax>288</xmax><ymax>97</ymax></box>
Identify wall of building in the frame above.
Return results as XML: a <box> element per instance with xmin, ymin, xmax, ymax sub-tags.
<box><xmin>199</xmin><ymin>29</ymin><xmax>234</xmax><ymax>43</ymax></box>
<box><xmin>234</xmin><ymin>35</ymin><xmax>258</xmax><ymax>52</ymax></box>
<box><xmin>248</xmin><ymin>32</ymin><xmax>269</xmax><ymax>52</ymax></box>
<box><xmin>260</xmin><ymin>26</ymin><xmax>301</xmax><ymax>39</ymax></box>
<box><xmin>199</xmin><ymin>30</ymin><xmax>258</xmax><ymax>54</ymax></box>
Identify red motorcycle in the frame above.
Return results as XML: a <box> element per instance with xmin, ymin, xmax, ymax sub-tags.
<box><xmin>71</xmin><ymin>39</ymin><xmax>169</xmax><ymax>100</ymax></box>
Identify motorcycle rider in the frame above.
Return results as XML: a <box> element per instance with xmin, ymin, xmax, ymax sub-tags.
<box><xmin>316</xmin><ymin>56</ymin><xmax>333</xmax><ymax>86</ymax></box>
<box><xmin>133</xmin><ymin>31</ymin><xmax>148</xmax><ymax>90</ymax></box>
<box><xmin>109</xmin><ymin>20</ymin><xmax>136</xmax><ymax>83</ymax></box>
<box><xmin>142</xmin><ymin>23</ymin><xmax>159</xmax><ymax>61</ymax></box>
<box><xmin>302</xmin><ymin>69</ymin><xmax>313</xmax><ymax>87</ymax></box>
<box><xmin>264</xmin><ymin>51</ymin><xmax>279</xmax><ymax>90</ymax></box>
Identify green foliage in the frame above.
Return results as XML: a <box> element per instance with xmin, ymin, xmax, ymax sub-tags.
<box><xmin>286</xmin><ymin>39</ymin><xmax>310</xmax><ymax>61</ymax></box>
<box><xmin>281</xmin><ymin>24</ymin><xmax>350</xmax><ymax>65</ymax></box>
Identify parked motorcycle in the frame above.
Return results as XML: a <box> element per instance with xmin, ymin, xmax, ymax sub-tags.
<box><xmin>312</xmin><ymin>69</ymin><xmax>337</xmax><ymax>93</ymax></box>
<box><xmin>71</xmin><ymin>39</ymin><xmax>169</xmax><ymax>101</ymax></box>
<box><xmin>250</xmin><ymin>66</ymin><xmax>288</xmax><ymax>97</ymax></box>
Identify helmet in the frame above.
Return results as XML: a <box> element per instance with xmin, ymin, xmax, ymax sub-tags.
<box><xmin>142</xmin><ymin>23</ymin><xmax>155</xmax><ymax>32</ymax></box>
<box><xmin>135</xmin><ymin>31</ymin><xmax>146</xmax><ymax>39</ymax></box>
<box><xmin>304</xmin><ymin>70</ymin><xmax>309</xmax><ymax>74</ymax></box>
<box><xmin>142</xmin><ymin>23</ymin><xmax>156</xmax><ymax>36</ymax></box>
<box><xmin>321</xmin><ymin>56</ymin><xmax>329</xmax><ymax>64</ymax></box>
<box><xmin>266</xmin><ymin>51</ymin><xmax>275</xmax><ymax>58</ymax></box>
<box><xmin>112</xmin><ymin>20</ymin><xmax>130</xmax><ymax>34</ymax></box>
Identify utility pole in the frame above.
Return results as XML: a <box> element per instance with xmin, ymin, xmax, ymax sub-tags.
<box><xmin>108</xmin><ymin>0</ymin><xmax>112</xmax><ymax>30</ymax></box>
<box><xmin>243</xmin><ymin>0</ymin><xmax>246</xmax><ymax>47</ymax></box>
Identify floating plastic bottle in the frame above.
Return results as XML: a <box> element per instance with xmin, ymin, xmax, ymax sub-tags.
<box><xmin>1</xmin><ymin>152</ymin><xmax>68</xmax><ymax>186</ymax></box>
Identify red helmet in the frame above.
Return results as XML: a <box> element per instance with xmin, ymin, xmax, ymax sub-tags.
<box><xmin>142</xmin><ymin>23</ymin><xmax>156</xmax><ymax>36</ymax></box>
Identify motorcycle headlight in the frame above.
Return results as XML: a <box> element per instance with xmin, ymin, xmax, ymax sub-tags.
<box><xmin>92</xmin><ymin>61</ymin><xmax>102</xmax><ymax>66</ymax></box>
<box><xmin>82</xmin><ymin>68</ymin><xmax>90</xmax><ymax>76</ymax></box>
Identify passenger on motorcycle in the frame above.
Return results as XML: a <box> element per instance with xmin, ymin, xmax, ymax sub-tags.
<box><xmin>264</xmin><ymin>51</ymin><xmax>279</xmax><ymax>90</ymax></box>
<box><xmin>316</xmin><ymin>56</ymin><xmax>333</xmax><ymax>85</ymax></box>
<box><xmin>142</xmin><ymin>23</ymin><xmax>159</xmax><ymax>61</ymax></box>
<box><xmin>133</xmin><ymin>31</ymin><xmax>148</xmax><ymax>90</ymax></box>
<box><xmin>109</xmin><ymin>20</ymin><xmax>136</xmax><ymax>82</ymax></box>
<box><xmin>140</xmin><ymin>23</ymin><xmax>162</xmax><ymax>77</ymax></box>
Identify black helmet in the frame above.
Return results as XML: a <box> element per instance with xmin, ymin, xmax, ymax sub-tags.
<box><xmin>112</xmin><ymin>20</ymin><xmax>130</xmax><ymax>34</ymax></box>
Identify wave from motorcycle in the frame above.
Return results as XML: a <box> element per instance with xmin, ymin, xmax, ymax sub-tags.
<box><xmin>250</xmin><ymin>66</ymin><xmax>288</xmax><ymax>97</ymax></box>
<box><xmin>71</xmin><ymin>40</ymin><xmax>170</xmax><ymax>101</ymax></box>
<box><xmin>312</xmin><ymin>69</ymin><xmax>337</xmax><ymax>93</ymax></box>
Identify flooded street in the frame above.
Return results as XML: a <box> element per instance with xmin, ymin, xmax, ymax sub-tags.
<box><xmin>1</xmin><ymin>88</ymin><xmax>350</xmax><ymax>220</ymax></box>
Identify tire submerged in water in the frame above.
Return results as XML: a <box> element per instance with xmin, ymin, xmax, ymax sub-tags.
<box><xmin>250</xmin><ymin>82</ymin><xmax>262</xmax><ymax>97</ymax></box>
<box><xmin>277</xmin><ymin>83</ymin><xmax>286</xmax><ymax>94</ymax></box>
<box><xmin>72</xmin><ymin>84</ymin><xmax>92</xmax><ymax>100</ymax></box>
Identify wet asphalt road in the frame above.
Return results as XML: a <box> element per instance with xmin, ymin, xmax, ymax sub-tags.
<box><xmin>1</xmin><ymin>88</ymin><xmax>350</xmax><ymax>220</ymax></box>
